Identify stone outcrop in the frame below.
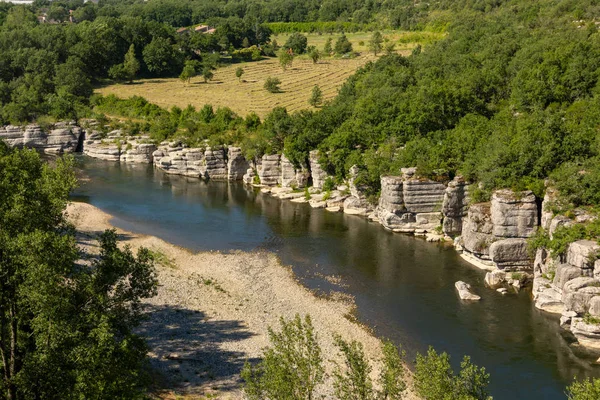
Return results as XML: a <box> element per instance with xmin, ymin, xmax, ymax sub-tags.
<box><xmin>84</xmin><ymin>131</ymin><xmax>157</xmax><ymax>163</ymax></box>
<box><xmin>258</xmin><ymin>154</ymin><xmax>281</xmax><ymax>186</ymax></box>
<box><xmin>227</xmin><ymin>147</ymin><xmax>250</xmax><ymax>181</ymax></box>
<box><xmin>151</xmin><ymin>143</ymin><xmax>228</xmax><ymax>179</ymax></box>
<box><xmin>442</xmin><ymin>176</ymin><xmax>470</xmax><ymax>236</ymax></box>
<box><xmin>280</xmin><ymin>155</ymin><xmax>309</xmax><ymax>188</ymax></box>
<box><xmin>458</xmin><ymin>190</ymin><xmax>538</xmax><ymax>270</ymax></box>
<box><xmin>0</xmin><ymin>122</ymin><xmax>83</xmax><ymax>154</ymax></box>
<box><xmin>455</xmin><ymin>281</ymin><xmax>481</xmax><ymax>301</ymax></box>
<box><xmin>343</xmin><ymin>165</ymin><xmax>375</xmax><ymax>216</ymax></box>
<box><xmin>309</xmin><ymin>150</ymin><xmax>329</xmax><ymax>189</ymax></box>
<box><xmin>375</xmin><ymin>171</ymin><xmax>445</xmax><ymax>234</ymax></box>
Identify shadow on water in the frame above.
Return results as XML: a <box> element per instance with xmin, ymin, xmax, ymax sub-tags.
<box><xmin>73</xmin><ymin>156</ymin><xmax>600</xmax><ymax>400</ymax></box>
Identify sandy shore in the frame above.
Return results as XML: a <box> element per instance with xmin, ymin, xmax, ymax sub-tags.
<box><xmin>67</xmin><ymin>202</ymin><xmax>417</xmax><ymax>399</ymax></box>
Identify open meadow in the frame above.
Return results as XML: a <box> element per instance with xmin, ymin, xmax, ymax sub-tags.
<box><xmin>96</xmin><ymin>54</ymin><xmax>379</xmax><ymax>118</ymax></box>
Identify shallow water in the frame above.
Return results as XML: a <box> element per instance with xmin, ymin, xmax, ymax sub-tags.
<box><xmin>72</xmin><ymin>156</ymin><xmax>600</xmax><ymax>399</ymax></box>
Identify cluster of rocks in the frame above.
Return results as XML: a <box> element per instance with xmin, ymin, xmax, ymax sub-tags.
<box><xmin>151</xmin><ymin>142</ymin><xmax>232</xmax><ymax>180</ymax></box>
<box><xmin>83</xmin><ymin>130</ymin><xmax>157</xmax><ymax>163</ymax></box>
<box><xmin>0</xmin><ymin>122</ymin><xmax>83</xmax><ymax>154</ymax></box>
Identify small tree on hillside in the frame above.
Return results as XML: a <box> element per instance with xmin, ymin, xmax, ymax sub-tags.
<box><xmin>278</xmin><ymin>48</ymin><xmax>294</xmax><ymax>71</ymax></box>
<box><xmin>324</xmin><ymin>37</ymin><xmax>333</xmax><ymax>55</ymax></box>
<box><xmin>334</xmin><ymin>34</ymin><xmax>353</xmax><ymax>55</ymax></box>
<box><xmin>109</xmin><ymin>44</ymin><xmax>140</xmax><ymax>83</ymax></box>
<box><xmin>179</xmin><ymin>61</ymin><xmax>197</xmax><ymax>84</ymax></box>
<box><xmin>264</xmin><ymin>77</ymin><xmax>281</xmax><ymax>93</ymax></box>
<box><xmin>202</xmin><ymin>66</ymin><xmax>214</xmax><ymax>83</ymax></box>
<box><xmin>236</xmin><ymin>66</ymin><xmax>245</xmax><ymax>82</ymax></box>
<box><xmin>308</xmin><ymin>46</ymin><xmax>321</xmax><ymax>64</ymax></box>
<box><xmin>333</xmin><ymin>335</ymin><xmax>374</xmax><ymax>400</ymax></box>
<box><xmin>283</xmin><ymin>32</ymin><xmax>308</xmax><ymax>54</ymax></box>
<box><xmin>369</xmin><ymin>31</ymin><xmax>384</xmax><ymax>55</ymax></box>
<box><xmin>309</xmin><ymin>85</ymin><xmax>323</xmax><ymax>107</ymax></box>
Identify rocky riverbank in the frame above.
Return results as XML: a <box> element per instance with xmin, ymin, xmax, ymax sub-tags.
<box><xmin>67</xmin><ymin>202</ymin><xmax>417</xmax><ymax>399</ymax></box>
<box><xmin>5</xmin><ymin>121</ymin><xmax>600</xmax><ymax>351</ymax></box>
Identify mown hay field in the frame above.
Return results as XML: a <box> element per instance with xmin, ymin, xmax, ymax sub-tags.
<box><xmin>96</xmin><ymin>54</ymin><xmax>379</xmax><ymax>118</ymax></box>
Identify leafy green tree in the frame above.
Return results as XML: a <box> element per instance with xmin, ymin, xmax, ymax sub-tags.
<box><xmin>0</xmin><ymin>145</ymin><xmax>157</xmax><ymax>400</ymax></box>
<box><xmin>309</xmin><ymin>85</ymin><xmax>323</xmax><ymax>107</ymax></box>
<box><xmin>278</xmin><ymin>48</ymin><xmax>294</xmax><ymax>70</ymax></box>
<box><xmin>241</xmin><ymin>314</ymin><xmax>324</xmax><ymax>400</ymax></box>
<box><xmin>264</xmin><ymin>77</ymin><xmax>282</xmax><ymax>93</ymax></box>
<box><xmin>415</xmin><ymin>347</ymin><xmax>491</xmax><ymax>400</ymax></box>
<box><xmin>369</xmin><ymin>31</ymin><xmax>384</xmax><ymax>55</ymax></box>
<box><xmin>334</xmin><ymin>34</ymin><xmax>353</xmax><ymax>55</ymax></box>
<box><xmin>54</xmin><ymin>56</ymin><xmax>93</xmax><ymax>98</ymax></box>
<box><xmin>284</xmin><ymin>32</ymin><xmax>308</xmax><ymax>54</ymax></box>
<box><xmin>567</xmin><ymin>377</ymin><xmax>600</xmax><ymax>400</ymax></box>
<box><xmin>143</xmin><ymin>37</ymin><xmax>180</xmax><ymax>76</ymax></box>
<box><xmin>202</xmin><ymin>66</ymin><xmax>214</xmax><ymax>83</ymax></box>
<box><xmin>308</xmin><ymin>46</ymin><xmax>321</xmax><ymax>64</ymax></box>
<box><xmin>324</xmin><ymin>37</ymin><xmax>333</xmax><ymax>54</ymax></box>
<box><xmin>333</xmin><ymin>335</ymin><xmax>374</xmax><ymax>400</ymax></box>
<box><xmin>236</xmin><ymin>66</ymin><xmax>245</xmax><ymax>82</ymax></box>
<box><xmin>123</xmin><ymin>44</ymin><xmax>141</xmax><ymax>82</ymax></box>
<box><xmin>179</xmin><ymin>61</ymin><xmax>197</xmax><ymax>84</ymax></box>
<box><xmin>379</xmin><ymin>340</ymin><xmax>406</xmax><ymax>400</ymax></box>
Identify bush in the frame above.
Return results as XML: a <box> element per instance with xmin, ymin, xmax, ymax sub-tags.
<box><xmin>333</xmin><ymin>335</ymin><xmax>374</xmax><ymax>400</ymax></box>
<box><xmin>284</xmin><ymin>32</ymin><xmax>308</xmax><ymax>54</ymax></box>
<box><xmin>241</xmin><ymin>314</ymin><xmax>324</xmax><ymax>400</ymax></box>
<box><xmin>334</xmin><ymin>34</ymin><xmax>353</xmax><ymax>55</ymax></box>
<box><xmin>264</xmin><ymin>77</ymin><xmax>282</xmax><ymax>93</ymax></box>
<box><xmin>567</xmin><ymin>377</ymin><xmax>600</xmax><ymax>400</ymax></box>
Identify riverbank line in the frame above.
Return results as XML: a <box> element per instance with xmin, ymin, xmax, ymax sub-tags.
<box><xmin>67</xmin><ymin>201</ymin><xmax>418</xmax><ymax>399</ymax></box>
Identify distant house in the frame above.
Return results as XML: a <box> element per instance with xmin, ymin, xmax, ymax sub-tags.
<box><xmin>206</xmin><ymin>28</ymin><xmax>216</xmax><ymax>34</ymax></box>
<box><xmin>194</xmin><ymin>25</ymin><xmax>209</xmax><ymax>33</ymax></box>
<box><xmin>177</xmin><ymin>27</ymin><xmax>190</xmax><ymax>35</ymax></box>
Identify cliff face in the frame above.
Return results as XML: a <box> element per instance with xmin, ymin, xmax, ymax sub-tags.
<box><xmin>459</xmin><ymin>190</ymin><xmax>538</xmax><ymax>270</ymax></box>
<box><xmin>375</xmin><ymin>171</ymin><xmax>445</xmax><ymax>233</ymax></box>
<box><xmin>0</xmin><ymin>122</ymin><xmax>83</xmax><ymax>154</ymax></box>
<box><xmin>151</xmin><ymin>143</ymin><xmax>228</xmax><ymax>179</ymax></box>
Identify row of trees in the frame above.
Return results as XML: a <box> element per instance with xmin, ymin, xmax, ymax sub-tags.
<box><xmin>242</xmin><ymin>314</ymin><xmax>600</xmax><ymax>400</ymax></box>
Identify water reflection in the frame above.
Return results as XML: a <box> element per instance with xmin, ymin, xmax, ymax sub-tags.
<box><xmin>73</xmin><ymin>156</ymin><xmax>600</xmax><ymax>400</ymax></box>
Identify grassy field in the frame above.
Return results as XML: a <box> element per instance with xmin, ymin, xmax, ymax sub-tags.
<box><xmin>96</xmin><ymin>54</ymin><xmax>379</xmax><ymax>118</ymax></box>
<box><xmin>273</xmin><ymin>30</ymin><xmax>444</xmax><ymax>53</ymax></box>
<box><xmin>95</xmin><ymin>30</ymin><xmax>441</xmax><ymax>118</ymax></box>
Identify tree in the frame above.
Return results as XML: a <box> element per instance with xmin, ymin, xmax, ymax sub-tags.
<box><xmin>0</xmin><ymin>145</ymin><xmax>157</xmax><ymax>400</ymax></box>
<box><xmin>179</xmin><ymin>62</ymin><xmax>197</xmax><ymax>84</ymax></box>
<box><xmin>334</xmin><ymin>34</ymin><xmax>353</xmax><ymax>55</ymax></box>
<box><xmin>236</xmin><ymin>66</ymin><xmax>245</xmax><ymax>82</ymax></box>
<box><xmin>278</xmin><ymin>49</ymin><xmax>294</xmax><ymax>71</ymax></box>
<box><xmin>241</xmin><ymin>314</ymin><xmax>324</xmax><ymax>400</ymax></box>
<box><xmin>202</xmin><ymin>66</ymin><xmax>214</xmax><ymax>83</ymax></box>
<box><xmin>333</xmin><ymin>335</ymin><xmax>374</xmax><ymax>400</ymax></box>
<box><xmin>379</xmin><ymin>340</ymin><xmax>406</xmax><ymax>400</ymax></box>
<box><xmin>143</xmin><ymin>37</ymin><xmax>180</xmax><ymax>76</ymax></box>
<box><xmin>308</xmin><ymin>46</ymin><xmax>321</xmax><ymax>64</ymax></box>
<box><xmin>309</xmin><ymin>85</ymin><xmax>323</xmax><ymax>107</ymax></box>
<box><xmin>123</xmin><ymin>44</ymin><xmax>140</xmax><ymax>82</ymax></box>
<box><xmin>264</xmin><ymin>77</ymin><xmax>281</xmax><ymax>93</ymax></box>
<box><xmin>369</xmin><ymin>31</ymin><xmax>384</xmax><ymax>55</ymax></box>
<box><xmin>324</xmin><ymin>37</ymin><xmax>333</xmax><ymax>55</ymax></box>
<box><xmin>415</xmin><ymin>347</ymin><xmax>491</xmax><ymax>400</ymax></box>
<box><xmin>567</xmin><ymin>377</ymin><xmax>600</xmax><ymax>400</ymax></box>
<box><xmin>284</xmin><ymin>32</ymin><xmax>308</xmax><ymax>54</ymax></box>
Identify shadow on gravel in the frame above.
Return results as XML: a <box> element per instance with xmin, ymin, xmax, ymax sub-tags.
<box><xmin>137</xmin><ymin>304</ymin><xmax>258</xmax><ymax>394</ymax></box>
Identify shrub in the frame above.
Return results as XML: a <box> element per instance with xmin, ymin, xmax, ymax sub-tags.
<box><xmin>379</xmin><ymin>340</ymin><xmax>406</xmax><ymax>400</ymax></box>
<box><xmin>241</xmin><ymin>314</ymin><xmax>324</xmax><ymax>400</ymax></box>
<box><xmin>264</xmin><ymin>77</ymin><xmax>282</xmax><ymax>93</ymax></box>
<box><xmin>283</xmin><ymin>32</ymin><xmax>308</xmax><ymax>54</ymax></box>
<box><xmin>567</xmin><ymin>377</ymin><xmax>600</xmax><ymax>400</ymax></box>
<box><xmin>332</xmin><ymin>335</ymin><xmax>374</xmax><ymax>400</ymax></box>
<box><xmin>334</xmin><ymin>34</ymin><xmax>353</xmax><ymax>55</ymax></box>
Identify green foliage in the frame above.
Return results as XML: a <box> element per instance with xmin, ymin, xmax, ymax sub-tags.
<box><xmin>567</xmin><ymin>377</ymin><xmax>600</xmax><ymax>400</ymax></box>
<box><xmin>332</xmin><ymin>335</ymin><xmax>374</xmax><ymax>400</ymax></box>
<box><xmin>180</xmin><ymin>61</ymin><xmax>197</xmax><ymax>84</ymax></box>
<box><xmin>334</xmin><ymin>35</ymin><xmax>353</xmax><ymax>55</ymax></box>
<box><xmin>202</xmin><ymin>66</ymin><xmax>214</xmax><ymax>83</ymax></box>
<box><xmin>123</xmin><ymin>44</ymin><xmax>141</xmax><ymax>82</ymax></box>
<box><xmin>241</xmin><ymin>314</ymin><xmax>324</xmax><ymax>400</ymax></box>
<box><xmin>379</xmin><ymin>340</ymin><xmax>406</xmax><ymax>400</ymax></box>
<box><xmin>284</xmin><ymin>32</ymin><xmax>308</xmax><ymax>54</ymax></box>
<box><xmin>369</xmin><ymin>31</ymin><xmax>384</xmax><ymax>55</ymax></box>
<box><xmin>0</xmin><ymin>146</ymin><xmax>157</xmax><ymax>399</ymax></box>
<box><xmin>143</xmin><ymin>37</ymin><xmax>182</xmax><ymax>77</ymax></box>
<box><xmin>308</xmin><ymin>46</ymin><xmax>321</xmax><ymax>64</ymax></box>
<box><xmin>266</xmin><ymin>22</ymin><xmax>372</xmax><ymax>35</ymax></box>
<box><xmin>309</xmin><ymin>85</ymin><xmax>323</xmax><ymax>107</ymax></box>
<box><xmin>278</xmin><ymin>49</ymin><xmax>295</xmax><ymax>71</ymax></box>
<box><xmin>264</xmin><ymin>77</ymin><xmax>282</xmax><ymax>93</ymax></box>
<box><xmin>236</xmin><ymin>66</ymin><xmax>245</xmax><ymax>82</ymax></box>
<box><xmin>415</xmin><ymin>347</ymin><xmax>491</xmax><ymax>400</ymax></box>
<box><xmin>324</xmin><ymin>37</ymin><xmax>333</xmax><ymax>54</ymax></box>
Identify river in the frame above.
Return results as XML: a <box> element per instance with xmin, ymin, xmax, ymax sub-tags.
<box><xmin>72</xmin><ymin>156</ymin><xmax>600</xmax><ymax>399</ymax></box>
